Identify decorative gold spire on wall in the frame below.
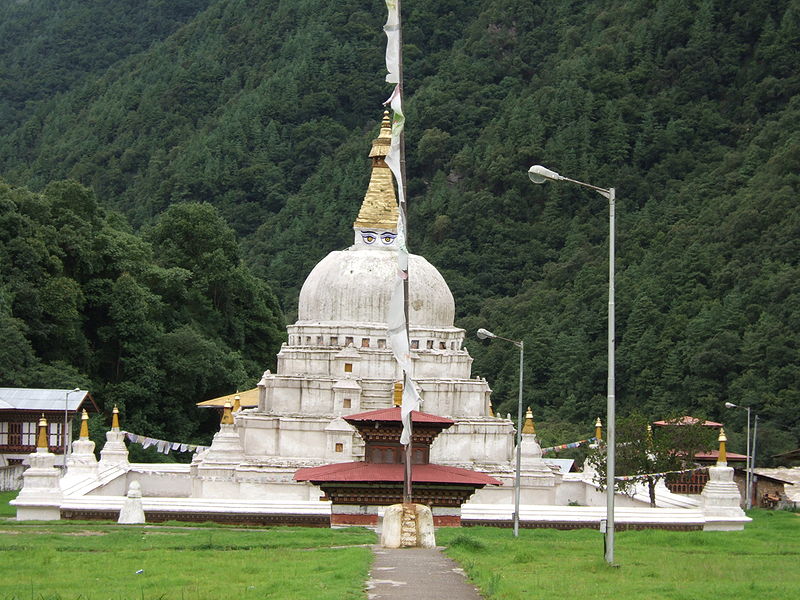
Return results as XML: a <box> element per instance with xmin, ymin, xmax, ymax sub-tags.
<box><xmin>111</xmin><ymin>405</ymin><xmax>120</xmax><ymax>430</ymax></box>
<box><xmin>353</xmin><ymin>111</ymin><xmax>398</xmax><ymax>231</ymax></box>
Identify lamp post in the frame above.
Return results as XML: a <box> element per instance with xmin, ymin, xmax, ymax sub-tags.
<box><xmin>477</xmin><ymin>327</ymin><xmax>524</xmax><ymax>537</ymax></box>
<box><xmin>528</xmin><ymin>164</ymin><xmax>617</xmax><ymax>565</ymax></box>
<box><xmin>725</xmin><ymin>401</ymin><xmax>754</xmax><ymax>509</ymax></box>
<box><xmin>62</xmin><ymin>388</ymin><xmax>81</xmax><ymax>464</ymax></box>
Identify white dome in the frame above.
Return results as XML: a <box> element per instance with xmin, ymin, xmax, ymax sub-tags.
<box><xmin>297</xmin><ymin>249</ymin><xmax>455</xmax><ymax>328</ymax></box>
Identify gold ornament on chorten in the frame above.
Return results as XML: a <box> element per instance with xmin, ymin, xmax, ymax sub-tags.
<box><xmin>353</xmin><ymin>111</ymin><xmax>398</xmax><ymax>232</ymax></box>
<box><xmin>112</xmin><ymin>405</ymin><xmax>120</xmax><ymax>430</ymax></box>
<box><xmin>232</xmin><ymin>394</ymin><xmax>241</xmax><ymax>413</ymax></box>
<box><xmin>717</xmin><ymin>427</ymin><xmax>727</xmax><ymax>464</ymax></box>
<box><xmin>595</xmin><ymin>417</ymin><xmax>603</xmax><ymax>441</ymax></box>
<box><xmin>36</xmin><ymin>414</ymin><xmax>49</xmax><ymax>449</ymax></box>
<box><xmin>522</xmin><ymin>407</ymin><xmax>535</xmax><ymax>434</ymax></box>
<box><xmin>393</xmin><ymin>381</ymin><xmax>403</xmax><ymax>407</ymax></box>
<box><xmin>221</xmin><ymin>402</ymin><xmax>234</xmax><ymax>425</ymax></box>
<box><xmin>79</xmin><ymin>409</ymin><xmax>89</xmax><ymax>439</ymax></box>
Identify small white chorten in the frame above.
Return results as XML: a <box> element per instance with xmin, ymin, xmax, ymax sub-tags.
<box><xmin>12</xmin><ymin>415</ymin><xmax>63</xmax><ymax>520</ymax></box>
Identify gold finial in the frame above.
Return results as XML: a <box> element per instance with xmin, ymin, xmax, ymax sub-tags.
<box><xmin>595</xmin><ymin>417</ymin><xmax>603</xmax><ymax>441</ymax></box>
<box><xmin>368</xmin><ymin>111</ymin><xmax>392</xmax><ymax>159</ymax></box>
<box><xmin>79</xmin><ymin>409</ymin><xmax>89</xmax><ymax>439</ymax></box>
<box><xmin>232</xmin><ymin>394</ymin><xmax>241</xmax><ymax>412</ymax></box>
<box><xmin>221</xmin><ymin>402</ymin><xmax>234</xmax><ymax>425</ymax></box>
<box><xmin>489</xmin><ymin>403</ymin><xmax>495</xmax><ymax>417</ymax></box>
<box><xmin>353</xmin><ymin>111</ymin><xmax>398</xmax><ymax>232</ymax></box>
<box><xmin>646</xmin><ymin>423</ymin><xmax>653</xmax><ymax>445</ymax></box>
<box><xmin>393</xmin><ymin>381</ymin><xmax>403</xmax><ymax>407</ymax></box>
<box><xmin>717</xmin><ymin>427</ymin><xmax>727</xmax><ymax>465</ymax></box>
<box><xmin>111</xmin><ymin>405</ymin><xmax>120</xmax><ymax>430</ymax></box>
<box><xmin>522</xmin><ymin>407</ymin><xmax>535</xmax><ymax>434</ymax></box>
<box><xmin>36</xmin><ymin>414</ymin><xmax>49</xmax><ymax>450</ymax></box>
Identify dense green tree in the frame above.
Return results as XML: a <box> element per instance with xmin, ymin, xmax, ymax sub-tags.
<box><xmin>0</xmin><ymin>0</ymin><xmax>798</xmax><ymax>461</ymax></box>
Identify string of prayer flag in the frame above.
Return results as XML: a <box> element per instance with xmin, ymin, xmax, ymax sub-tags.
<box><xmin>123</xmin><ymin>431</ymin><xmax>207</xmax><ymax>455</ymax></box>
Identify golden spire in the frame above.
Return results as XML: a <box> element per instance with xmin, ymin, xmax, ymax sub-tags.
<box><xmin>232</xmin><ymin>394</ymin><xmax>241</xmax><ymax>413</ymax></box>
<box><xmin>393</xmin><ymin>381</ymin><xmax>403</xmax><ymax>407</ymax></box>
<box><xmin>717</xmin><ymin>427</ymin><xmax>727</xmax><ymax>465</ymax></box>
<box><xmin>221</xmin><ymin>402</ymin><xmax>234</xmax><ymax>425</ymax></box>
<box><xmin>36</xmin><ymin>414</ymin><xmax>49</xmax><ymax>450</ymax></box>
<box><xmin>79</xmin><ymin>409</ymin><xmax>89</xmax><ymax>439</ymax></box>
<box><xmin>353</xmin><ymin>111</ymin><xmax>398</xmax><ymax>231</ymax></box>
<box><xmin>488</xmin><ymin>402</ymin><xmax>495</xmax><ymax>417</ymax></box>
<box><xmin>522</xmin><ymin>407</ymin><xmax>535</xmax><ymax>434</ymax></box>
<box><xmin>111</xmin><ymin>405</ymin><xmax>120</xmax><ymax>430</ymax></box>
<box><xmin>595</xmin><ymin>417</ymin><xmax>603</xmax><ymax>441</ymax></box>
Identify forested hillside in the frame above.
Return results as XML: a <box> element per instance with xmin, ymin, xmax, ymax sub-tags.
<box><xmin>1</xmin><ymin>0</ymin><xmax>798</xmax><ymax>461</ymax></box>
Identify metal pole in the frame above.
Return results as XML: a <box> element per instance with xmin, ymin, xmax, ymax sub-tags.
<box><xmin>513</xmin><ymin>341</ymin><xmax>524</xmax><ymax>537</ymax></box>
<box><xmin>750</xmin><ymin>414</ymin><xmax>758</xmax><ymax>509</ymax></box>
<box><xmin>62</xmin><ymin>390</ymin><xmax>69</xmax><ymax>462</ymax></box>
<box><xmin>605</xmin><ymin>188</ymin><xmax>616</xmax><ymax>565</ymax></box>
<box><xmin>745</xmin><ymin>406</ymin><xmax>751</xmax><ymax>510</ymax></box>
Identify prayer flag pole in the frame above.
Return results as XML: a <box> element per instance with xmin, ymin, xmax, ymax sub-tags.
<box><xmin>382</xmin><ymin>0</ymin><xmax>414</xmax><ymax>504</ymax></box>
<box><xmin>396</xmin><ymin>0</ymin><xmax>412</xmax><ymax>505</ymax></box>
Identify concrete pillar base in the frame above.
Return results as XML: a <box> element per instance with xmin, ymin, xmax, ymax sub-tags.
<box><xmin>381</xmin><ymin>503</ymin><xmax>436</xmax><ymax>548</ymax></box>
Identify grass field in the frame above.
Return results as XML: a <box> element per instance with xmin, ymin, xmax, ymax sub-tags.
<box><xmin>3</xmin><ymin>489</ymin><xmax>798</xmax><ymax>600</ymax></box>
<box><xmin>0</xmin><ymin>492</ymin><xmax>18</xmax><ymax>518</ymax></box>
<box><xmin>0</xmin><ymin>497</ymin><xmax>376</xmax><ymax>600</ymax></box>
<box><xmin>438</xmin><ymin>510</ymin><xmax>800</xmax><ymax>599</ymax></box>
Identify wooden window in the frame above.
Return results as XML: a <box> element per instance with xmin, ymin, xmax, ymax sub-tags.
<box><xmin>335</xmin><ymin>443</ymin><xmax>344</xmax><ymax>453</ymax></box>
<box><xmin>344</xmin><ymin>363</ymin><xmax>353</xmax><ymax>373</ymax></box>
<box><xmin>411</xmin><ymin>340</ymin><xmax>419</xmax><ymax>349</ymax></box>
<box><xmin>343</xmin><ymin>399</ymin><xmax>351</xmax><ymax>408</ymax></box>
<box><xmin>426</xmin><ymin>340</ymin><xmax>434</xmax><ymax>349</ymax></box>
<box><xmin>21</xmin><ymin>422</ymin><xmax>36</xmax><ymax>446</ymax></box>
<box><xmin>49</xmin><ymin>422</ymin><xmax>60</xmax><ymax>447</ymax></box>
<box><xmin>377</xmin><ymin>339</ymin><xmax>386</xmax><ymax>349</ymax></box>
<box><xmin>329</xmin><ymin>336</ymin><xmax>338</xmax><ymax>346</ymax></box>
<box><xmin>316</xmin><ymin>336</ymin><xmax>324</xmax><ymax>345</ymax></box>
<box><xmin>305</xmin><ymin>336</ymin><xmax>311</xmax><ymax>345</ymax></box>
<box><xmin>8</xmin><ymin>422</ymin><xmax>22</xmax><ymax>446</ymax></box>
<box><xmin>0</xmin><ymin>421</ymin><xmax>7</xmax><ymax>445</ymax></box>
<box><xmin>361</xmin><ymin>338</ymin><xmax>370</xmax><ymax>348</ymax></box>
<box><xmin>439</xmin><ymin>341</ymin><xmax>447</xmax><ymax>349</ymax></box>
<box><xmin>345</xmin><ymin>336</ymin><xmax>354</xmax><ymax>346</ymax></box>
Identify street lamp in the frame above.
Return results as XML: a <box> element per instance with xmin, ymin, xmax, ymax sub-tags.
<box><xmin>725</xmin><ymin>401</ymin><xmax>755</xmax><ymax>509</ymax></box>
<box><xmin>528</xmin><ymin>164</ymin><xmax>617</xmax><ymax>565</ymax></box>
<box><xmin>62</xmin><ymin>388</ymin><xmax>81</xmax><ymax>464</ymax></box>
<box><xmin>477</xmin><ymin>327</ymin><xmax>524</xmax><ymax>537</ymax></box>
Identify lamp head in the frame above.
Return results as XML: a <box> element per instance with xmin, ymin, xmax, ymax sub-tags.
<box><xmin>528</xmin><ymin>165</ymin><xmax>561</xmax><ymax>184</ymax></box>
<box><xmin>724</xmin><ymin>402</ymin><xmax>737</xmax><ymax>409</ymax></box>
<box><xmin>476</xmin><ymin>328</ymin><xmax>496</xmax><ymax>340</ymax></box>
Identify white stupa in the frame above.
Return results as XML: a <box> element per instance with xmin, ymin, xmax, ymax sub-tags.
<box><xmin>191</xmin><ymin>112</ymin><xmax>525</xmax><ymax>502</ymax></box>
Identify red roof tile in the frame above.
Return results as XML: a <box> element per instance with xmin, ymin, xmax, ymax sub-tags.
<box><xmin>652</xmin><ymin>416</ymin><xmax>723</xmax><ymax>427</ymax></box>
<box><xmin>294</xmin><ymin>462</ymin><xmax>501</xmax><ymax>486</ymax></box>
<box><xmin>695</xmin><ymin>450</ymin><xmax>748</xmax><ymax>461</ymax></box>
<box><xmin>344</xmin><ymin>406</ymin><xmax>454</xmax><ymax>425</ymax></box>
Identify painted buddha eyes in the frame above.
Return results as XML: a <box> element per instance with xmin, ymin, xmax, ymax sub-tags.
<box><xmin>361</xmin><ymin>231</ymin><xmax>397</xmax><ymax>245</ymax></box>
